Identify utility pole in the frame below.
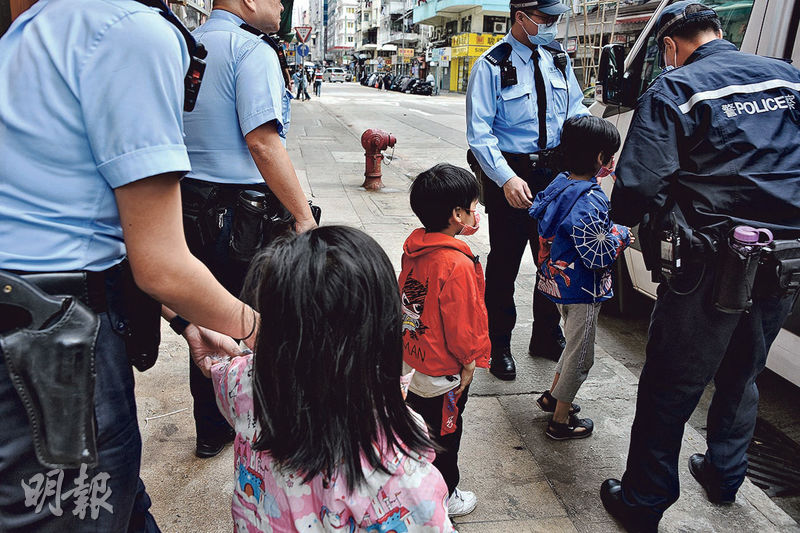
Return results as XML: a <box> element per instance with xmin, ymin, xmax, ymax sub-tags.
<box><xmin>401</xmin><ymin>0</ymin><xmax>406</xmax><ymax>76</ymax></box>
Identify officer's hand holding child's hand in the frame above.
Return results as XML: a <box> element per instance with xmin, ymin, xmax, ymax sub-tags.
<box><xmin>455</xmin><ymin>360</ymin><xmax>477</xmax><ymax>395</ymax></box>
<box><xmin>184</xmin><ymin>324</ymin><xmax>246</xmax><ymax>378</ymax></box>
<box><xmin>503</xmin><ymin>176</ymin><xmax>533</xmax><ymax>209</ymax></box>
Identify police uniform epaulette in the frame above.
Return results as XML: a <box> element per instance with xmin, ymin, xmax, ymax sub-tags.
<box><xmin>541</xmin><ymin>41</ymin><xmax>564</xmax><ymax>54</ymax></box>
<box><xmin>484</xmin><ymin>42</ymin><xmax>513</xmax><ymax>66</ymax></box>
<box><xmin>239</xmin><ymin>23</ymin><xmax>291</xmax><ymax>86</ymax></box>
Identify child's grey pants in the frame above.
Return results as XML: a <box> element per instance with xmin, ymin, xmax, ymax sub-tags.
<box><xmin>551</xmin><ymin>302</ymin><xmax>602</xmax><ymax>403</ymax></box>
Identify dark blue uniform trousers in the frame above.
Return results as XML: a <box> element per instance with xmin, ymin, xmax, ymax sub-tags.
<box><xmin>621</xmin><ymin>266</ymin><xmax>797</xmax><ymax>515</ymax></box>
<box><xmin>0</xmin><ymin>310</ymin><xmax>159</xmax><ymax>532</ymax></box>
<box><xmin>482</xmin><ymin>160</ymin><xmax>562</xmax><ymax>350</ymax></box>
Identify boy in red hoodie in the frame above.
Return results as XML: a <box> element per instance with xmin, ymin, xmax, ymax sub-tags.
<box><xmin>400</xmin><ymin>164</ymin><xmax>491</xmax><ymax>518</ymax></box>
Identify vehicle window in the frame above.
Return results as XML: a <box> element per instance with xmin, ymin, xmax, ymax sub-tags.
<box><xmin>639</xmin><ymin>0</ymin><xmax>755</xmax><ymax>94</ymax></box>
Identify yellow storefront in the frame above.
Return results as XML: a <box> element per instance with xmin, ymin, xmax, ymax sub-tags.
<box><xmin>449</xmin><ymin>33</ymin><xmax>504</xmax><ymax>93</ymax></box>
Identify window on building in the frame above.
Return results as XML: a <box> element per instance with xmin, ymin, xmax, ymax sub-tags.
<box><xmin>460</xmin><ymin>15</ymin><xmax>471</xmax><ymax>33</ymax></box>
<box><xmin>348</xmin><ymin>36</ymin><xmax>354</xmax><ymax>42</ymax></box>
<box><xmin>445</xmin><ymin>20</ymin><xmax>457</xmax><ymax>36</ymax></box>
<box><xmin>483</xmin><ymin>15</ymin><xmax>509</xmax><ymax>34</ymax></box>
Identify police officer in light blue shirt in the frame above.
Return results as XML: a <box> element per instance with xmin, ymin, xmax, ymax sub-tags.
<box><xmin>0</xmin><ymin>1</ymin><xmax>259</xmax><ymax>530</ymax></box>
<box><xmin>179</xmin><ymin>0</ymin><xmax>317</xmax><ymax>459</ymax></box>
<box><xmin>466</xmin><ymin>0</ymin><xmax>588</xmax><ymax>381</ymax></box>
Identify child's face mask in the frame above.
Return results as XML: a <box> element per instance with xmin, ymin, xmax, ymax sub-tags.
<box><xmin>595</xmin><ymin>156</ymin><xmax>615</xmax><ymax>182</ymax></box>
<box><xmin>458</xmin><ymin>210</ymin><xmax>481</xmax><ymax>236</ymax></box>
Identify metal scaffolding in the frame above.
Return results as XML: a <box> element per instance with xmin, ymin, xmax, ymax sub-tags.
<box><xmin>571</xmin><ymin>0</ymin><xmax>621</xmax><ymax>87</ymax></box>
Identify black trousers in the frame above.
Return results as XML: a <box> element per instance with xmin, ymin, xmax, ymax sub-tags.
<box><xmin>621</xmin><ymin>265</ymin><xmax>797</xmax><ymax>517</ymax></box>
<box><xmin>181</xmin><ymin>183</ymin><xmax>252</xmax><ymax>443</ymax></box>
<box><xmin>406</xmin><ymin>387</ymin><xmax>470</xmax><ymax>496</ymax></box>
<box><xmin>482</xmin><ymin>153</ymin><xmax>562</xmax><ymax>350</ymax></box>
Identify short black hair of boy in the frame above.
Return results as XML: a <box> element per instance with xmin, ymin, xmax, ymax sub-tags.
<box><xmin>244</xmin><ymin>226</ymin><xmax>434</xmax><ymax>492</ymax></box>
<box><xmin>410</xmin><ymin>163</ymin><xmax>480</xmax><ymax>232</ymax></box>
<box><xmin>559</xmin><ymin>115</ymin><xmax>621</xmax><ymax>176</ymax></box>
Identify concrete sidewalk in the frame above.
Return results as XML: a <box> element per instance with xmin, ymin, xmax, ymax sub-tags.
<box><xmin>137</xmin><ymin>86</ymin><xmax>799</xmax><ymax>532</ymax></box>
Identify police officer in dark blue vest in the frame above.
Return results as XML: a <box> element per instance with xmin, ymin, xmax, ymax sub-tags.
<box><xmin>466</xmin><ymin>0</ymin><xmax>589</xmax><ymax>380</ymax></box>
<box><xmin>600</xmin><ymin>3</ymin><xmax>800</xmax><ymax>531</ymax></box>
<box><xmin>0</xmin><ymin>1</ymin><xmax>256</xmax><ymax>530</ymax></box>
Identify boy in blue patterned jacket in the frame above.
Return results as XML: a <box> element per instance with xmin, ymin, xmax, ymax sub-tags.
<box><xmin>529</xmin><ymin>116</ymin><xmax>632</xmax><ymax>440</ymax></box>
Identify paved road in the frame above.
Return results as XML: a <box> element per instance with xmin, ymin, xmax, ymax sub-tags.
<box><xmin>136</xmin><ymin>82</ymin><xmax>800</xmax><ymax>532</ymax></box>
<box><xmin>309</xmin><ymin>82</ymin><xmax>800</xmax><ymax>521</ymax></box>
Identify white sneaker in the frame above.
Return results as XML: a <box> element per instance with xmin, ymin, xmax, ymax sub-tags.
<box><xmin>447</xmin><ymin>487</ymin><xmax>477</xmax><ymax>517</ymax></box>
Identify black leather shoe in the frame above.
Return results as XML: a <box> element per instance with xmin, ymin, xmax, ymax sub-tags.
<box><xmin>489</xmin><ymin>348</ymin><xmax>516</xmax><ymax>381</ymax></box>
<box><xmin>600</xmin><ymin>479</ymin><xmax>660</xmax><ymax>533</ymax></box>
<box><xmin>689</xmin><ymin>453</ymin><xmax>736</xmax><ymax>504</ymax></box>
<box><xmin>528</xmin><ymin>335</ymin><xmax>566</xmax><ymax>362</ymax></box>
<box><xmin>195</xmin><ymin>427</ymin><xmax>235</xmax><ymax>459</ymax></box>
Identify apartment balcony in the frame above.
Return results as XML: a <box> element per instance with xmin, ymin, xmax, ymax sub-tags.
<box><xmin>412</xmin><ymin>0</ymin><xmax>508</xmax><ymax>25</ymax></box>
<box><xmin>384</xmin><ymin>0</ymin><xmax>405</xmax><ymax>15</ymax></box>
<box><xmin>385</xmin><ymin>30</ymin><xmax>419</xmax><ymax>45</ymax></box>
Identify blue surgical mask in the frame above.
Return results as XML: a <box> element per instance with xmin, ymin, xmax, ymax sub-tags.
<box><xmin>522</xmin><ymin>13</ymin><xmax>558</xmax><ymax>45</ymax></box>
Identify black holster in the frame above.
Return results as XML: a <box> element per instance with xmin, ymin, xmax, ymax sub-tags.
<box><xmin>466</xmin><ymin>149</ymin><xmax>487</xmax><ymax>206</ymax></box>
<box><xmin>106</xmin><ymin>262</ymin><xmax>162</xmax><ymax>372</ymax></box>
<box><xmin>639</xmin><ymin>204</ymin><xmax>712</xmax><ymax>284</ymax></box>
<box><xmin>754</xmin><ymin>239</ymin><xmax>800</xmax><ymax>298</ymax></box>
<box><xmin>0</xmin><ymin>271</ymin><xmax>99</xmax><ymax>469</ymax></box>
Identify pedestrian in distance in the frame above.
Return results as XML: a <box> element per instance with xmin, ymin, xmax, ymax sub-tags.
<box><xmin>303</xmin><ymin>67</ymin><xmax>313</xmax><ymax>100</ymax></box>
<box><xmin>466</xmin><ymin>0</ymin><xmax>590</xmax><ymax>382</ymax></box>
<box><xmin>314</xmin><ymin>67</ymin><xmax>323</xmax><ymax>96</ymax></box>
<box><xmin>599</xmin><ymin>3</ymin><xmax>800</xmax><ymax>532</ymax></box>
<box><xmin>192</xmin><ymin>226</ymin><xmax>455</xmax><ymax>532</ymax></box>
<box><xmin>0</xmin><ymin>1</ymin><xmax>256</xmax><ymax>531</ymax></box>
<box><xmin>400</xmin><ymin>164</ymin><xmax>491</xmax><ymax>518</ymax></box>
<box><xmin>529</xmin><ymin>116</ymin><xmax>631</xmax><ymax>440</ymax></box>
<box><xmin>292</xmin><ymin>68</ymin><xmax>303</xmax><ymax>101</ymax></box>
<box><xmin>180</xmin><ymin>0</ymin><xmax>317</xmax><ymax>460</ymax></box>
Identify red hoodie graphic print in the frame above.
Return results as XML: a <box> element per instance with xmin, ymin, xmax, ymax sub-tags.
<box><xmin>399</xmin><ymin>228</ymin><xmax>491</xmax><ymax>377</ymax></box>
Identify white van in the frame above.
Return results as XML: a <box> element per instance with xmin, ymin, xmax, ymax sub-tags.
<box><xmin>324</xmin><ymin>67</ymin><xmax>347</xmax><ymax>83</ymax></box>
<box><xmin>592</xmin><ymin>0</ymin><xmax>800</xmax><ymax>386</ymax></box>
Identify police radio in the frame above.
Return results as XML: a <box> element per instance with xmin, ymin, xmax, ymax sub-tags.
<box><xmin>658</xmin><ymin>211</ymin><xmax>684</xmax><ymax>281</ymax></box>
<box><xmin>133</xmin><ymin>0</ymin><xmax>207</xmax><ymax>112</ymax></box>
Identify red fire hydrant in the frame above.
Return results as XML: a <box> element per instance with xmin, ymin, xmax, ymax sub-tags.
<box><xmin>361</xmin><ymin>128</ymin><xmax>396</xmax><ymax>190</ymax></box>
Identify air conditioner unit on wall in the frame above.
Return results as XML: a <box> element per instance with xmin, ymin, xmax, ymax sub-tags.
<box><xmin>493</xmin><ymin>21</ymin><xmax>506</xmax><ymax>33</ymax></box>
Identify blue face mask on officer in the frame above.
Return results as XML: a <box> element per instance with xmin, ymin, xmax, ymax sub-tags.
<box><xmin>521</xmin><ymin>12</ymin><xmax>560</xmax><ymax>45</ymax></box>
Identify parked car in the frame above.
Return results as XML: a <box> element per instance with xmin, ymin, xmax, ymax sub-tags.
<box><xmin>345</xmin><ymin>71</ymin><xmax>354</xmax><ymax>82</ymax></box>
<box><xmin>324</xmin><ymin>67</ymin><xmax>346</xmax><ymax>83</ymax></box>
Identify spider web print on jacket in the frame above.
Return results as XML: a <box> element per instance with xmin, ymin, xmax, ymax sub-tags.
<box><xmin>571</xmin><ymin>191</ymin><xmax>627</xmax><ymax>271</ymax></box>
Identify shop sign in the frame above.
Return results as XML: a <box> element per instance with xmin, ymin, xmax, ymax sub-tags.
<box><xmin>452</xmin><ymin>33</ymin><xmax>504</xmax><ymax>47</ymax></box>
<box><xmin>431</xmin><ymin>47</ymin><xmax>452</xmax><ymax>62</ymax></box>
<box><xmin>451</xmin><ymin>45</ymin><xmax>468</xmax><ymax>58</ymax></box>
<box><xmin>399</xmin><ymin>48</ymin><xmax>414</xmax><ymax>58</ymax></box>
<box><xmin>566</xmin><ymin>37</ymin><xmax>577</xmax><ymax>53</ymax></box>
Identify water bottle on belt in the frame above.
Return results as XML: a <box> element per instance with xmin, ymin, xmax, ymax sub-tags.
<box><xmin>713</xmin><ymin>225</ymin><xmax>773</xmax><ymax>313</ymax></box>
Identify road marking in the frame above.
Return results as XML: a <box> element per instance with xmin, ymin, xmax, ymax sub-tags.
<box><xmin>409</xmin><ymin>108</ymin><xmax>432</xmax><ymax>116</ymax></box>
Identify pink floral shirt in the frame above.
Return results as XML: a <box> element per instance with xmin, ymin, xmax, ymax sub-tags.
<box><xmin>211</xmin><ymin>355</ymin><xmax>455</xmax><ymax>532</ymax></box>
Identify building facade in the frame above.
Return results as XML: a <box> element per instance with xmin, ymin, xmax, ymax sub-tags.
<box><xmin>414</xmin><ymin>0</ymin><xmax>510</xmax><ymax>92</ymax></box>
